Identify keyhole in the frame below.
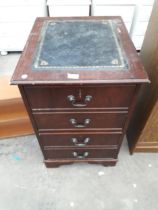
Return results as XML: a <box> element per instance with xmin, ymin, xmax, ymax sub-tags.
<box><xmin>78</xmin><ymin>89</ymin><xmax>82</xmax><ymax>100</ymax></box>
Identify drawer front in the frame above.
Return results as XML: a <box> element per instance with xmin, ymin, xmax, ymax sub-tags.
<box><xmin>132</xmin><ymin>35</ymin><xmax>145</xmax><ymax>50</ymax></box>
<box><xmin>44</xmin><ymin>148</ymin><xmax>118</xmax><ymax>159</ymax></box>
<box><xmin>0</xmin><ymin>22</ymin><xmax>33</xmax><ymax>37</ymax></box>
<box><xmin>49</xmin><ymin>5</ymin><xmax>90</xmax><ymax>17</ymax></box>
<box><xmin>132</xmin><ymin>22</ymin><xmax>148</xmax><ymax>36</ymax></box>
<box><xmin>93</xmin><ymin>5</ymin><xmax>135</xmax><ymax>22</ymax></box>
<box><xmin>39</xmin><ymin>132</ymin><xmax>122</xmax><ymax>147</ymax></box>
<box><xmin>0</xmin><ymin>6</ymin><xmax>46</xmax><ymax>22</ymax></box>
<box><xmin>0</xmin><ymin>37</ymin><xmax>26</xmax><ymax>51</ymax></box>
<box><xmin>25</xmin><ymin>85</ymin><xmax>135</xmax><ymax>110</ymax></box>
<box><xmin>124</xmin><ymin>22</ymin><xmax>132</xmax><ymax>32</ymax></box>
<box><xmin>33</xmin><ymin>112</ymin><xmax>127</xmax><ymax>131</ymax></box>
<box><xmin>137</xmin><ymin>6</ymin><xmax>153</xmax><ymax>22</ymax></box>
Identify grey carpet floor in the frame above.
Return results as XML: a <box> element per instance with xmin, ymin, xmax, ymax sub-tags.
<box><xmin>0</xmin><ymin>135</ymin><xmax>158</xmax><ymax>210</ymax></box>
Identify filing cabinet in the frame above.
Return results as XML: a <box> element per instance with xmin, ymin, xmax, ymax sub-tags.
<box><xmin>11</xmin><ymin>17</ymin><xmax>149</xmax><ymax>167</ymax></box>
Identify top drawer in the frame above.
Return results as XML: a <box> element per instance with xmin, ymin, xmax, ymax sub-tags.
<box><xmin>24</xmin><ymin>85</ymin><xmax>136</xmax><ymax>110</ymax></box>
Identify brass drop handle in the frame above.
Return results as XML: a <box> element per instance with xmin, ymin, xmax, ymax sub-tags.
<box><xmin>72</xmin><ymin>151</ymin><xmax>89</xmax><ymax>159</ymax></box>
<box><xmin>67</xmin><ymin>95</ymin><xmax>92</xmax><ymax>107</ymax></box>
<box><xmin>70</xmin><ymin>118</ymin><xmax>91</xmax><ymax>128</ymax></box>
<box><xmin>71</xmin><ymin>137</ymin><xmax>90</xmax><ymax>146</ymax></box>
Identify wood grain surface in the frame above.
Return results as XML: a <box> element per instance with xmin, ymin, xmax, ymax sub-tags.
<box><xmin>127</xmin><ymin>0</ymin><xmax>158</xmax><ymax>153</ymax></box>
<box><xmin>11</xmin><ymin>17</ymin><xmax>149</xmax><ymax>167</ymax></box>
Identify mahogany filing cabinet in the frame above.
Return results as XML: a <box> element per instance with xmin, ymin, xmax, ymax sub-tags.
<box><xmin>11</xmin><ymin>17</ymin><xmax>149</xmax><ymax>167</ymax></box>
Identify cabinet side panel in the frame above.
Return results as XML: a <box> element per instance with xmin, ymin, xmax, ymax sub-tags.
<box><xmin>126</xmin><ymin>84</ymin><xmax>145</xmax><ymax>153</ymax></box>
<box><xmin>127</xmin><ymin>0</ymin><xmax>158</xmax><ymax>153</ymax></box>
<box><xmin>18</xmin><ymin>85</ymin><xmax>45</xmax><ymax>157</ymax></box>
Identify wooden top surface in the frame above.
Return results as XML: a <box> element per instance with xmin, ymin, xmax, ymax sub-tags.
<box><xmin>0</xmin><ymin>75</ymin><xmax>20</xmax><ymax>100</ymax></box>
<box><xmin>11</xmin><ymin>16</ymin><xmax>149</xmax><ymax>85</ymax></box>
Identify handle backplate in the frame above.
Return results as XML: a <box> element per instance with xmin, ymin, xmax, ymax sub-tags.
<box><xmin>71</xmin><ymin>137</ymin><xmax>90</xmax><ymax>146</ymax></box>
<box><xmin>67</xmin><ymin>95</ymin><xmax>92</xmax><ymax>107</ymax></box>
<box><xmin>70</xmin><ymin>118</ymin><xmax>91</xmax><ymax>128</ymax></box>
<box><xmin>72</xmin><ymin>151</ymin><xmax>89</xmax><ymax>159</ymax></box>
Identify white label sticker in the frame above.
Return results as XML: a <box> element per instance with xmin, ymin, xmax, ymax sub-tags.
<box><xmin>21</xmin><ymin>74</ymin><xmax>28</xmax><ymax>79</ymax></box>
<box><xmin>67</xmin><ymin>73</ymin><xmax>79</xmax><ymax>79</ymax></box>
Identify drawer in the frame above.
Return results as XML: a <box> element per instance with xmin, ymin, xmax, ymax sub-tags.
<box><xmin>33</xmin><ymin>111</ymin><xmax>127</xmax><ymax>131</ymax></box>
<box><xmin>92</xmin><ymin>5</ymin><xmax>135</xmax><ymax>22</ymax></box>
<box><xmin>0</xmin><ymin>22</ymin><xmax>33</xmax><ymax>37</ymax></box>
<box><xmin>132</xmin><ymin>22</ymin><xmax>149</xmax><ymax>36</ymax></box>
<box><xmin>43</xmin><ymin>147</ymin><xmax>118</xmax><ymax>159</ymax></box>
<box><xmin>137</xmin><ymin>6</ymin><xmax>153</xmax><ymax>22</ymax></box>
<box><xmin>0</xmin><ymin>6</ymin><xmax>46</xmax><ymax>22</ymax></box>
<box><xmin>39</xmin><ymin>132</ymin><xmax>122</xmax><ymax>147</ymax></box>
<box><xmin>124</xmin><ymin>22</ymin><xmax>132</xmax><ymax>33</ymax></box>
<box><xmin>47</xmin><ymin>0</ymin><xmax>90</xmax><ymax>17</ymax></box>
<box><xmin>24</xmin><ymin>85</ymin><xmax>136</xmax><ymax>110</ymax></box>
<box><xmin>0</xmin><ymin>37</ymin><xmax>27</xmax><ymax>51</ymax></box>
<box><xmin>142</xmin><ymin>0</ymin><xmax>154</xmax><ymax>5</ymax></box>
<box><xmin>48</xmin><ymin>5</ymin><xmax>90</xmax><ymax>17</ymax></box>
<box><xmin>132</xmin><ymin>35</ymin><xmax>145</xmax><ymax>50</ymax></box>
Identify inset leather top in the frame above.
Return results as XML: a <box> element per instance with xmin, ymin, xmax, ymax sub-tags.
<box><xmin>32</xmin><ymin>19</ymin><xmax>128</xmax><ymax>71</ymax></box>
